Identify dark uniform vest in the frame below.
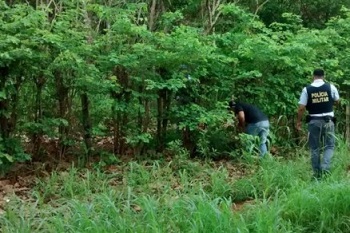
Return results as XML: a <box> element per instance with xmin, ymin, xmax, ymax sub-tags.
<box><xmin>306</xmin><ymin>83</ymin><xmax>334</xmax><ymax>114</ymax></box>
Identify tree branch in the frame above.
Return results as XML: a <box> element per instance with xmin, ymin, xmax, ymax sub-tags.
<box><xmin>254</xmin><ymin>0</ymin><xmax>270</xmax><ymax>18</ymax></box>
<box><xmin>205</xmin><ymin>0</ymin><xmax>223</xmax><ymax>34</ymax></box>
<box><xmin>149</xmin><ymin>0</ymin><xmax>157</xmax><ymax>31</ymax></box>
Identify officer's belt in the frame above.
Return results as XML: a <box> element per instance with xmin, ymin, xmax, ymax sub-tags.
<box><xmin>306</xmin><ymin>115</ymin><xmax>335</xmax><ymax>123</ymax></box>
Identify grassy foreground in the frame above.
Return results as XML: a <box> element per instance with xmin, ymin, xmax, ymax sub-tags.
<box><xmin>1</xmin><ymin>141</ymin><xmax>350</xmax><ymax>233</ymax></box>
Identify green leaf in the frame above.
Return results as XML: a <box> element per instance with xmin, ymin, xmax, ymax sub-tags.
<box><xmin>0</xmin><ymin>91</ymin><xmax>6</xmax><ymax>100</ymax></box>
<box><xmin>0</xmin><ymin>153</ymin><xmax>14</xmax><ymax>163</ymax></box>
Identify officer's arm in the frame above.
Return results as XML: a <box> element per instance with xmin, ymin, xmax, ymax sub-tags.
<box><xmin>237</xmin><ymin>111</ymin><xmax>245</xmax><ymax>129</ymax></box>
<box><xmin>334</xmin><ymin>98</ymin><xmax>340</xmax><ymax>105</ymax></box>
<box><xmin>332</xmin><ymin>85</ymin><xmax>340</xmax><ymax>105</ymax></box>
<box><xmin>296</xmin><ymin>104</ymin><xmax>306</xmax><ymax>131</ymax></box>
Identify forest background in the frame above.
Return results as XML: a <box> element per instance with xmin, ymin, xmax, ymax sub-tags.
<box><xmin>1</xmin><ymin>0</ymin><xmax>350</xmax><ymax>170</ymax></box>
<box><xmin>2</xmin><ymin>1</ymin><xmax>350</xmax><ymax>232</ymax></box>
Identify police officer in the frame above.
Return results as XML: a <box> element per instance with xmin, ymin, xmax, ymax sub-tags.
<box><xmin>296</xmin><ymin>69</ymin><xmax>340</xmax><ymax>179</ymax></box>
<box><xmin>229</xmin><ymin>100</ymin><xmax>270</xmax><ymax>157</ymax></box>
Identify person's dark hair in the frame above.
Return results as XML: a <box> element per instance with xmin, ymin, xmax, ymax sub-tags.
<box><xmin>228</xmin><ymin>100</ymin><xmax>236</xmax><ymax>110</ymax></box>
<box><xmin>313</xmin><ymin>69</ymin><xmax>324</xmax><ymax>77</ymax></box>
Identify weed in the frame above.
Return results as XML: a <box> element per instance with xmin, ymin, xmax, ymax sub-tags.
<box><xmin>1</xmin><ymin>137</ymin><xmax>350</xmax><ymax>232</ymax></box>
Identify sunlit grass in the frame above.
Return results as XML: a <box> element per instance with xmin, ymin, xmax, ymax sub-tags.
<box><xmin>0</xmin><ymin>138</ymin><xmax>349</xmax><ymax>232</ymax></box>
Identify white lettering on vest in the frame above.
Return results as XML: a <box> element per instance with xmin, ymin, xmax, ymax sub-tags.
<box><xmin>311</xmin><ymin>91</ymin><xmax>329</xmax><ymax>103</ymax></box>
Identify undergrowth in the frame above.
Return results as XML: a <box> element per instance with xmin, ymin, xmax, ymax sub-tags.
<box><xmin>0</xmin><ymin>139</ymin><xmax>349</xmax><ymax>233</ymax></box>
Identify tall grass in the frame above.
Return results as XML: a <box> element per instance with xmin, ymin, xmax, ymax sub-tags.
<box><xmin>0</xmin><ymin>138</ymin><xmax>349</xmax><ymax>232</ymax></box>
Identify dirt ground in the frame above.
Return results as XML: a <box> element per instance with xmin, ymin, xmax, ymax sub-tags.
<box><xmin>0</xmin><ymin>163</ymin><xmax>38</xmax><ymax>215</ymax></box>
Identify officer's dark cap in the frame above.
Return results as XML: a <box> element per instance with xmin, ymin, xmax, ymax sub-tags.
<box><xmin>313</xmin><ymin>69</ymin><xmax>324</xmax><ymax>77</ymax></box>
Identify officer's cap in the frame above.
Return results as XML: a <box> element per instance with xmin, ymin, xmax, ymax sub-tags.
<box><xmin>313</xmin><ymin>69</ymin><xmax>324</xmax><ymax>77</ymax></box>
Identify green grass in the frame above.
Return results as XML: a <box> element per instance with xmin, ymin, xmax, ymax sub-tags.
<box><xmin>1</xmin><ymin>140</ymin><xmax>350</xmax><ymax>232</ymax></box>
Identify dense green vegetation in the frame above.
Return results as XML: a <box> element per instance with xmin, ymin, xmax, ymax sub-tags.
<box><xmin>1</xmin><ymin>1</ymin><xmax>350</xmax><ymax>232</ymax></box>
<box><xmin>1</xmin><ymin>0</ymin><xmax>350</xmax><ymax>169</ymax></box>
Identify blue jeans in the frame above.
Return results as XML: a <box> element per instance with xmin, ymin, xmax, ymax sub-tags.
<box><xmin>246</xmin><ymin>120</ymin><xmax>270</xmax><ymax>157</ymax></box>
<box><xmin>308</xmin><ymin>119</ymin><xmax>335</xmax><ymax>175</ymax></box>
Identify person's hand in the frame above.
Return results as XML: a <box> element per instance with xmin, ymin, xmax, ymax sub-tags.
<box><xmin>296</xmin><ymin>122</ymin><xmax>302</xmax><ymax>131</ymax></box>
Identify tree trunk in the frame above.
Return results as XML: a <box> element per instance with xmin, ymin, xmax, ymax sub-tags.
<box><xmin>112</xmin><ymin>106</ymin><xmax>128</xmax><ymax>156</ymax></box>
<box><xmin>0</xmin><ymin>95</ymin><xmax>9</xmax><ymax>140</ymax></box>
<box><xmin>136</xmin><ymin>79</ymin><xmax>150</xmax><ymax>155</ymax></box>
<box><xmin>32</xmin><ymin>76</ymin><xmax>45</xmax><ymax>159</ymax></box>
<box><xmin>148</xmin><ymin>0</ymin><xmax>157</xmax><ymax>31</ymax></box>
<box><xmin>144</xmin><ymin>99</ymin><xmax>150</xmax><ymax>133</ymax></box>
<box><xmin>112</xmin><ymin>103</ymin><xmax>120</xmax><ymax>155</ymax></box>
<box><xmin>111</xmin><ymin>66</ymin><xmax>130</xmax><ymax>156</ymax></box>
<box><xmin>81</xmin><ymin>92</ymin><xmax>92</xmax><ymax>163</ymax></box>
<box><xmin>157</xmin><ymin>89</ymin><xmax>171</xmax><ymax>152</ymax></box>
<box><xmin>55</xmin><ymin>71</ymin><xmax>69</xmax><ymax>159</ymax></box>
<box><xmin>157</xmin><ymin>90</ymin><xmax>164</xmax><ymax>152</ymax></box>
<box><xmin>120</xmin><ymin>89</ymin><xmax>131</xmax><ymax>155</ymax></box>
<box><xmin>9</xmin><ymin>76</ymin><xmax>22</xmax><ymax>136</ymax></box>
<box><xmin>80</xmin><ymin>0</ymin><xmax>95</xmax><ymax>162</ymax></box>
<box><xmin>0</xmin><ymin>67</ymin><xmax>10</xmax><ymax>141</ymax></box>
<box><xmin>0</xmin><ymin>67</ymin><xmax>22</xmax><ymax>157</ymax></box>
<box><xmin>162</xmin><ymin>89</ymin><xmax>172</xmax><ymax>147</ymax></box>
